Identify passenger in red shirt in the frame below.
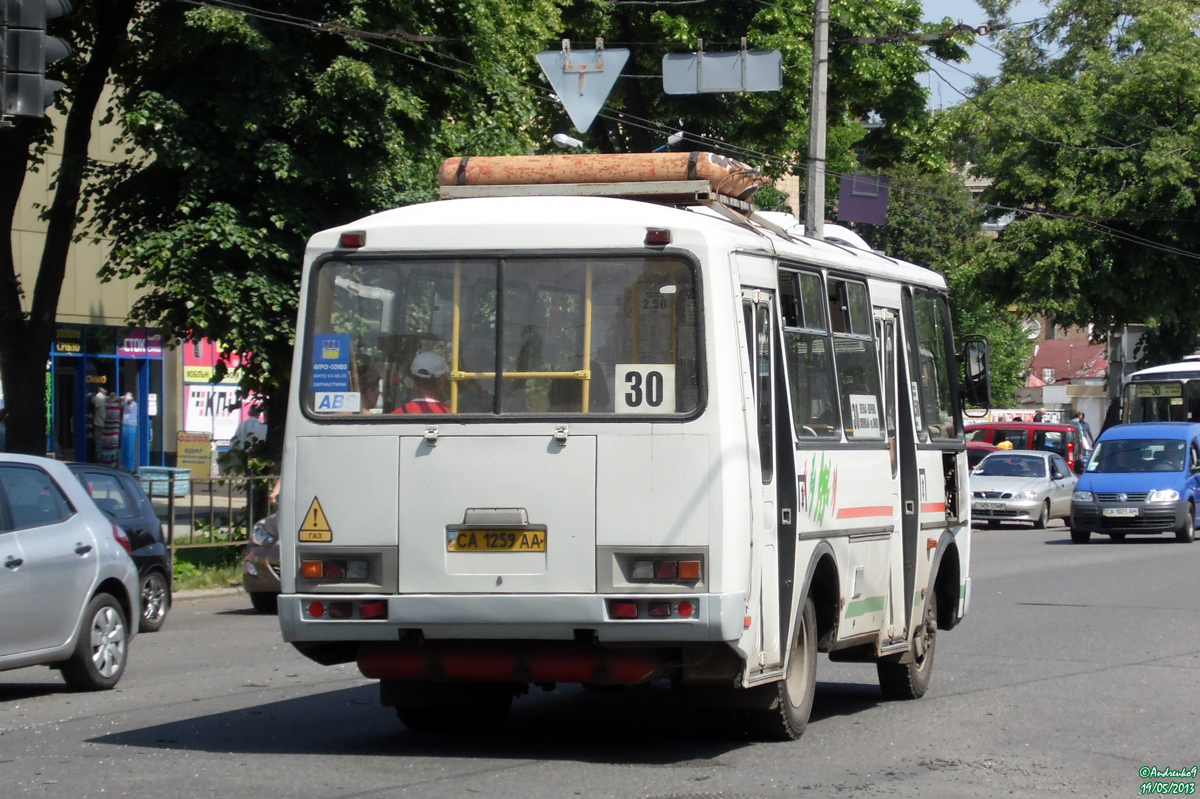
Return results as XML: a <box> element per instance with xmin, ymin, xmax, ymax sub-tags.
<box><xmin>391</xmin><ymin>351</ymin><xmax>451</xmax><ymax>414</ymax></box>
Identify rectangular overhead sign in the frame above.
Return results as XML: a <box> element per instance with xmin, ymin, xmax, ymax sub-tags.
<box><xmin>662</xmin><ymin>49</ymin><xmax>782</xmax><ymax>95</ymax></box>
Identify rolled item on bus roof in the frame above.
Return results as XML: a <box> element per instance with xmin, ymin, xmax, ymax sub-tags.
<box><xmin>436</xmin><ymin>152</ymin><xmax>770</xmax><ymax>201</ymax></box>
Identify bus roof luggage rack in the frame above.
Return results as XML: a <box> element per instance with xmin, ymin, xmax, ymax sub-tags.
<box><xmin>437</xmin><ymin>152</ymin><xmax>769</xmax><ymax>213</ymax></box>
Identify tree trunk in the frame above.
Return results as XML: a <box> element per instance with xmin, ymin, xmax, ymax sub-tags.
<box><xmin>0</xmin><ymin>0</ymin><xmax>137</xmax><ymax>455</ymax></box>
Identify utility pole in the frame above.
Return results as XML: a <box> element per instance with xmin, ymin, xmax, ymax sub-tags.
<box><xmin>804</xmin><ymin>0</ymin><xmax>829</xmax><ymax>241</ymax></box>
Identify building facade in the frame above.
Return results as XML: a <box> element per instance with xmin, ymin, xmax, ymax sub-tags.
<box><xmin>7</xmin><ymin>101</ymin><xmax>182</xmax><ymax>466</ymax></box>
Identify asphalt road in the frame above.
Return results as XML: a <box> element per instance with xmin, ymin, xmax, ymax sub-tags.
<box><xmin>2</xmin><ymin>523</ymin><xmax>1198</xmax><ymax>799</ymax></box>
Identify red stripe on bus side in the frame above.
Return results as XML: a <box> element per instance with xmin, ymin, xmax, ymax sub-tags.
<box><xmin>835</xmin><ymin>506</ymin><xmax>894</xmax><ymax>519</ymax></box>
<box><xmin>921</xmin><ymin>502</ymin><xmax>946</xmax><ymax>513</ymax></box>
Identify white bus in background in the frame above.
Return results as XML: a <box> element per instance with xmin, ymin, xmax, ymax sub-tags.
<box><xmin>277</xmin><ymin>153</ymin><xmax>990</xmax><ymax>739</ymax></box>
<box><xmin>1123</xmin><ymin>357</ymin><xmax>1200</xmax><ymax>423</ymax></box>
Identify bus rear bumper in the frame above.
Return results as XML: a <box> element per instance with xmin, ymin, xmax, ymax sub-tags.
<box><xmin>278</xmin><ymin>592</ymin><xmax>747</xmax><ymax>644</ymax></box>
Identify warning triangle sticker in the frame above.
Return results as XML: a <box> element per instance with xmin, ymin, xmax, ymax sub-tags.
<box><xmin>536</xmin><ymin>45</ymin><xmax>629</xmax><ymax>133</ymax></box>
<box><xmin>299</xmin><ymin>497</ymin><xmax>333</xmax><ymax>542</ymax></box>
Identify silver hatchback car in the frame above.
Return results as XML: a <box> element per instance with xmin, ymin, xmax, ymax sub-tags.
<box><xmin>0</xmin><ymin>454</ymin><xmax>140</xmax><ymax>690</ymax></box>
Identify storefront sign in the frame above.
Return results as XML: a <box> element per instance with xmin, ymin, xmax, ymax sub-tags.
<box><xmin>54</xmin><ymin>326</ymin><xmax>83</xmax><ymax>354</ymax></box>
<box><xmin>176</xmin><ymin>432</ymin><xmax>212</xmax><ymax>479</ymax></box>
<box><xmin>184</xmin><ymin>384</ymin><xmax>243</xmax><ymax>446</ymax></box>
<box><xmin>183</xmin><ymin>339</ymin><xmax>241</xmax><ymax>383</ymax></box>
<box><xmin>118</xmin><ymin>329</ymin><xmax>163</xmax><ymax>358</ymax></box>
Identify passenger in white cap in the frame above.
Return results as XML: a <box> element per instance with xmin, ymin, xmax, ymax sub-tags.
<box><xmin>391</xmin><ymin>351</ymin><xmax>451</xmax><ymax>414</ymax></box>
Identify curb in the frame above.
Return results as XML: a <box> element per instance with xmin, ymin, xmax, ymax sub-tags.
<box><xmin>173</xmin><ymin>587</ymin><xmax>246</xmax><ymax>602</ymax></box>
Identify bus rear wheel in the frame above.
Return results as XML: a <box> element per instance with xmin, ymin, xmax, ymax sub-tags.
<box><xmin>877</xmin><ymin>593</ymin><xmax>936</xmax><ymax>700</ymax></box>
<box><xmin>747</xmin><ymin>596</ymin><xmax>817</xmax><ymax>741</ymax></box>
<box><xmin>391</xmin><ymin>682</ymin><xmax>514</xmax><ymax>733</ymax></box>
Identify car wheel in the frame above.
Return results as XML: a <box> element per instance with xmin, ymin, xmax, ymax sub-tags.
<box><xmin>878</xmin><ymin>592</ymin><xmax>937</xmax><ymax>700</ymax></box>
<box><xmin>139</xmin><ymin>571</ymin><xmax>170</xmax><ymax>633</ymax></box>
<box><xmin>61</xmin><ymin>593</ymin><xmax>129</xmax><ymax>691</ymax></box>
<box><xmin>746</xmin><ymin>596</ymin><xmax>818</xmax><ymax>740</ymax></box>
<box><xmin>1070</xmin><ymin>527</ymin><xmax>1091</xmax><ymax>544</ymax></box>
<box><xmin>1177</xmin><ymin>504</ymin><xmax>1195</xmax><ymax>544</ymax></box>
<box><xmin>1033</xmin><ymin>500</ymin><xmax>1050</xmax><ymax>530</ymax></box>
<box><xmin>249</xmin><ymin>591</ymin><xmax>279</xmax><ymax>615</ymax></box>
<box><xmin>1108</xmin><ymin>533</ymin><xmax>1126</xmax><ymax>543</ymax></box>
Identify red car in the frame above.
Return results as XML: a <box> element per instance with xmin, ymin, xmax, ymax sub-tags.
<box><xmin>966</xmin><ymin>422</ymin><xmax>1089</xmax><ymax>474</ymax></box>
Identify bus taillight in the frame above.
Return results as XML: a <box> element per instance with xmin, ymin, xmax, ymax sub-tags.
<box><xmin>610</xmin><ymin>601</ymin><xmax>639</xmax><ymax>619</ymax></box>
<box><xmin>630</xmin><ymin>558</ymin><xmax>703</xmax><ymax>583</ymax></box>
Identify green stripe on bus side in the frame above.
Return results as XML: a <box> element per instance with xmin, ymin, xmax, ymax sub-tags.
<box><xmin>845</xmin><ymin>596</ymin><xmax>886</xmax><ymax>618</ymax></box>
<box><xmin>960</xmin><ymin>584</ymin><xmax>967</xmax><ymax>598</ymax></box>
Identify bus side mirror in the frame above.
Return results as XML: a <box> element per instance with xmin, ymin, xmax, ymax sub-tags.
<box><xmin>960</xmin><ymin>335</ymin><xmax>992</xmax><ymax>411</ymax></box>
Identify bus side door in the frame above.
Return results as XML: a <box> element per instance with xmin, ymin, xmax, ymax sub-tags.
<box><xmin>742</xmin><ymin>288</ymin><xmax>796</xmax><ymax>669</ymax></box>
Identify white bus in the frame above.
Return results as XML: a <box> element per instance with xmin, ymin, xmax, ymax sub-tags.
<box><xmin>277</xmin><ymin>153</ymin><xmax>989</xmax><ymax>739</ymax></box>
<box><xmin>1123</xmin><ymin>357</ymin><xmax>1200</xmax><ymax>423</ymax></box>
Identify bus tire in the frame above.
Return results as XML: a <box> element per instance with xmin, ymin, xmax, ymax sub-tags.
<box><xmin>1033</xmin><ymin>501</ymin><xmax>1050</xmax><ymax>530</ymax></box>
<box><xmin>877</xmin><ymin>592</ymin><xmax>936</xmax><ymax>701</ymax></box>
<box><xmin>394</xmin><ymin>683</ymin><xmax>514</xmax><ymax>733</ymax></box>
<box><xmin>1177</xmin><ymin>504</ymin><xmax>1195</xmax><ymax>543</ymax></box>
<box><xmin>1070</xmin><ymin>528</ymin><xmax>1091</xmax><ymax>544</ymax></box>
<box><xmin>747</xmin><ymin>596</ymin><xmax>817</xmax><ymax>741</ymax></box>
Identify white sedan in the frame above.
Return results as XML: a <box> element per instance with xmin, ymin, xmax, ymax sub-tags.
<box><xmin>970</xmin><ymin>451</ymin><xmax>1079</xmax><ymax>529</ymax></box>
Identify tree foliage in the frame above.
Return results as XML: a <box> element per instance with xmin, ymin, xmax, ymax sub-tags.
<box><xmin>554</xmin><ymin>0</ymin><xmax>970</xmax><ymax>179</ymax></box>
<box><xmin>957</xmin><ymin>0</ymin><xmax>1200</xmax><ymax>363</ymax></box>
<box><xmin>855</xmin><ymin>163</ymin><xmax>1034</xmax><ymax>404</ymax></box>
<box><xmin>88</xmin><ymin>0</ymin><xmax>560</xmax><ymax>455</ymax></box>
<box><xmin>84</xmin><ymin>0</ymin><xmax>977</xmax><ymax>462</ymax></box>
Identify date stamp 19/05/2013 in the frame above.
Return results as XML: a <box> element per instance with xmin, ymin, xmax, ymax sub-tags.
<box><xmin>1139</xmin><ymin>766</ymin><xmax>1198</xmax><ymax>795</ymax></box>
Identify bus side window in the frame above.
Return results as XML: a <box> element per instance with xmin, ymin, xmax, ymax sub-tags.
<box><xmin>909</xmin><ymin>290</ymin><xmax>961</xmax><ymax>440</ymax></box>
<box><xmin>782</xmin><ymin>271</ymin><xmax>840</xmax><ymax>439</ymax></box>
<box><xmin>828</xmin><ymin>279</ymin><xmax>884</xmax><ymax>441</ymax></box>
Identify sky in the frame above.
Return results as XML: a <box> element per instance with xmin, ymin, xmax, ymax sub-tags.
<box><xmin>920</xmin><ymin>0</ymin><xmax>1049</xmax><ymax>108</ymax></box>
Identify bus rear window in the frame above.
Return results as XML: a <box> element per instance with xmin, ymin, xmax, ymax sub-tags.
<box><xmin>305</xmin><ymin>256</ymin><xmax>701</xmax><ymax>417</ymax></box>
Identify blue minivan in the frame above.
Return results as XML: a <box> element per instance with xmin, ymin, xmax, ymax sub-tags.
<box><xmin>1069</xmin><ymin>422</ymin><xmax>1200</xmax><ymax>544</ymax></box>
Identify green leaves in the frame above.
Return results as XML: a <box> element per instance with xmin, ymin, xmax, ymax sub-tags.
<box><xmin>88</xmin><ymin>0</ymin><xmax>558</xmax><ymax>419</ymax></box>
<box><xmin>959</xmin><ymin>0</ymin><xmax>1200</xmax><ymax>362</ymax></box>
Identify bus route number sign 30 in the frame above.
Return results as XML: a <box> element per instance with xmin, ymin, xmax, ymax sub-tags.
<box><xmin>615</xmin><ymin>364</ymin><xmax>676</xmax><ymax>414</ymax></box>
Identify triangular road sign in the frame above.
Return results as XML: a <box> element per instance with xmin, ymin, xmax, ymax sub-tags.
<box><xmin>537</xmin><ymin>39</ymin><xmax>629</xmax><ymax>133</ymax></box>
<box><xmin>299</xmin><ymin>497</ymin><xmax>333</xmax><ymax>543</ymax></box>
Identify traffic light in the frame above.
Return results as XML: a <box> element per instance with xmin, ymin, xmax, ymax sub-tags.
<box><xmin>1</xmin><ymin>0</ymin><xmax>73</xmax><ymax>119</ymax></box>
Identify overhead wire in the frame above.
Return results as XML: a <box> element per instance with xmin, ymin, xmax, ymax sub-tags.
<box><xmin>167</xmin><ymin>0</ymin><xmax>1198</xmax><ymax>262</ymax></box>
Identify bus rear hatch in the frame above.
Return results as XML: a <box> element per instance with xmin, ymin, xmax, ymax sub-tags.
<box><xmin>397</xmin><ymin>434</ymin><xmax>596</xmax><ymax>593</ymax></box>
